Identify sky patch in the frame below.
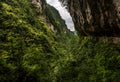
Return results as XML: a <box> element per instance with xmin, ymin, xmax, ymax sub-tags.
<box><xmin>46</xmin><ymin>0</ymin><xmax>75</xmax><ymax>31</ymax></box>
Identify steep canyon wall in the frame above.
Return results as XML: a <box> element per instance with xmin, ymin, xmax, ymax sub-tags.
<box><xmin>60</xmin><ymin>0</ymin><xmax>120</xmax><ymax>36</ymax></box>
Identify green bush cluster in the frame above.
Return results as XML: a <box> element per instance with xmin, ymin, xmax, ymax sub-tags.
<box><xmin>0</xmin><ymin>0</ymin><xmax>58</xmax><ymax>81</ymax></box>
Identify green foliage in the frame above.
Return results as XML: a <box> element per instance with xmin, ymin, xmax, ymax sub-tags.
<box><xmin>0</xmin><ymin>0</ymin><xmax>120</xmax><ymax>82</ymax></box>
<box><xmin>45</xmin><ymin>4</ymin><xmax>67</xmax><ymax>33</ymax></box>
<box><xmin>57</xmin><ymin>37</ymin><xmax>120</xmax><ymax>82</ymax></box>
<box><xmin>0</xmin><ymin>0</ymin><xmax>78</xmax><ymax>81</ymax></box>
<box><xmin>0</xmin><ymin>0</ymin><xmax>57</xmax><ymax>81</ymax></box>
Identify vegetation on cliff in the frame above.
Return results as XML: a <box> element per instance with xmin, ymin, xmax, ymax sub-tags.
<box><xmin>0</xmin><ymin>0</ymin><xmax>120</xmax><ymax>82</ymax></box>
<box><xmin>45</xmin><ymin>4</ymin><xmax>68</xmax><ymax>33</ymax></box>
<box><xmin>0</xmin><ymin>0</ymin><xmax>78</xmax><ymax>81</ymax></box>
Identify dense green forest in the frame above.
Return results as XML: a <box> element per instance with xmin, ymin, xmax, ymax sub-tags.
<box><xmin>0</xmin><ymin>0</ymin><xmax>120</xmax><ymax>82</ymax></box>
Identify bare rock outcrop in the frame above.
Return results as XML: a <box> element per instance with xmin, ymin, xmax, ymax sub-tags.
<box><xmin>60</xmin><ymin>0</ymin><xmax>120</xmax><ymax>36</ymax></box>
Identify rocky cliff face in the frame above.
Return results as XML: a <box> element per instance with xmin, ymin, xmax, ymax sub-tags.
<box><xmin>60</xmin><ymin>0</ymin><xmax>120</xmax><ymax>36</ymax></box>
<box><xmin>114</xmin><ymin>0</ymin><xmax>120</xmax><ymax>19</ymax></box>
<box><xmin>30</xmin><ymin>0</ymin><xmax>67</xmax><ymax>33</ymax></box>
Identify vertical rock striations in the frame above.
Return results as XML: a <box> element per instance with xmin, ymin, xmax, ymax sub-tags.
<box><xmin>60</xmin><ymin>0</ymin><xmax>120</xmax><ymax>36</ymax></box>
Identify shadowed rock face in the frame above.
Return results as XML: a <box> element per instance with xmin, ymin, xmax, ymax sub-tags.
<box><xmin>60</xmin><ymin>0</ymin><xmax>120</xmax><ymax>36</ymax></box>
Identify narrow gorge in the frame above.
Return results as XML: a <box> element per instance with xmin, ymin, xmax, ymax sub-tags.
<box><xmin>0</xmin><ymin>0</ymin><xmax>120</xmax><ymax>82</ymax></box>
